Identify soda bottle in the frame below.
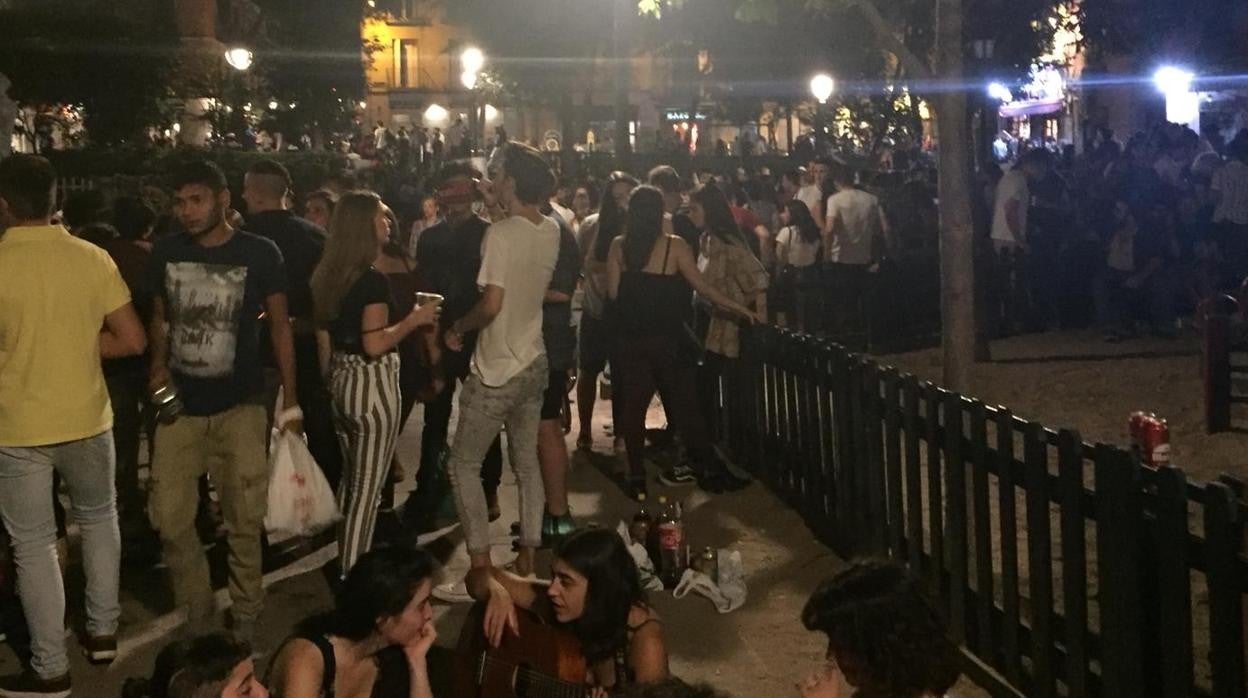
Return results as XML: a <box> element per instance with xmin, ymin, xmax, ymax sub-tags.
<box><xmin>646</xmin><ymin>495</ymin><xmax>667</xmax><ymax>568</ymax></box>
<box><xmin>630</xmin><ymin>494</ymin><xmax>653</xmax><ymax>548</ymax></box>
<box><xmin>656</xmin><ymin>498</ymin><xmax>685</xmax><ymax>588</ymax></box>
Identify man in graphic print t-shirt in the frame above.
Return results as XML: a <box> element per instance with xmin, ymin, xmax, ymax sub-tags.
<box><xmin>145</xmin><ymin>160</ymin><xmax>300</xmax><ymax>645</ymax></box>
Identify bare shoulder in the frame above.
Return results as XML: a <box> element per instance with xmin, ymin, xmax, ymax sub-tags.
<box><xmin>628</xmin><ymin>604</ymin><xmax>662</xmax><ymax>630</ymax></box>
<box><xmin>270</xmin><ymin>637</ymin><xmax>325</xmax><ymax>680</ymax></box>
<box><xmin>665</xmin><ymin>234</ymin><xmax>692</xmax><ymax>254</ymax></box>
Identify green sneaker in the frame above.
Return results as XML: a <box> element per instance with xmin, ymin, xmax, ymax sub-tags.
<box><xmin>541</xmin><ymin>511</ymin><xmax>576</xmax><ymax>547</ymax></box>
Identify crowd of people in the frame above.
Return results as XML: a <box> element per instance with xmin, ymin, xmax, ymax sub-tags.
<box><xmin>986</xmin><ymin>122</ymin><xmax>1248</xmax><ymax>340</ymax></box>
<box><xmin>0</xmin><ymin>139</ymin><xmax>971</xmax><ymax>696</ymax></box>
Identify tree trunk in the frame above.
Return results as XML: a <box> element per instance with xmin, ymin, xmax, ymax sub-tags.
<box><xmin>559</xmin><ymin>92</ymin><xmax>577</xmax><ymax>178</ymax></box>
<box><xmin>0</xmin><ymin>73</ymin><xmax>14</xmax><ymax>158</ymax></box>
<box><xmin>934</xmin><ymin>0</ymin><xmax>976</xmax><ymax>391</ymax></box>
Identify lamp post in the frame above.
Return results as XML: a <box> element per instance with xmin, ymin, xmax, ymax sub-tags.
<box><xmin>809</xmin><ymin>73</ymin><xmax>835</xmax><ymax>156</ymax></box>
<box><xmin>461</xmin><ymin>46</ymin><xmax>485</xmax><ymax>154</ymax></box>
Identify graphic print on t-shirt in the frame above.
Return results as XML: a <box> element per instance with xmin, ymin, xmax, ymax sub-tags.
<box><xmin>165</xmin><ymin>262</ymin><xmax>248</xmax><ymax>377</ymax></box>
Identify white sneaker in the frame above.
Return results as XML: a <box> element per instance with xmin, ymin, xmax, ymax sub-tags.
<box><xmin>432</xmin><ymin>580</ymin><xmax>472</xmax><ymax>604</ymax></box>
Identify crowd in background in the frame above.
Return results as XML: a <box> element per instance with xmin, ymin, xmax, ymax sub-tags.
<box><xmin>31</xmin><ymin>115</ymin><xmax>1248</xmax><ymax>693</ymax></box>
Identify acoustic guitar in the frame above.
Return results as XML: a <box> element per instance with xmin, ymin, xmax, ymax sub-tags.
<box><xmin>455</xmin><ymin>602</ymin><xmax>587</xmax><ymax>697</ymax></box>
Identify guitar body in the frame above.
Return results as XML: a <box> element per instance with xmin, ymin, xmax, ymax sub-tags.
<box><xmin>455</xmin><ymin>602</ymin><xmax>587</xmax><ymax>697</ymax></box>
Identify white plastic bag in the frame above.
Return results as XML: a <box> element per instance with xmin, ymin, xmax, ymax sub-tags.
<box><xmin>264</xmin><ymin>395</ymin><xmax>339</xmax><ymax>544</ymax></box>
<box><xmin>672</xmin><ymin>549</ymin><xmax>747</xmax><ymax>613</ymax></box>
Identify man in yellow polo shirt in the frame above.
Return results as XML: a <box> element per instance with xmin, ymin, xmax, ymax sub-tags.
<box><xmin>0</xmin><ymin>154</ymin><xmax>146</xmax><ymax>698</ymax></box>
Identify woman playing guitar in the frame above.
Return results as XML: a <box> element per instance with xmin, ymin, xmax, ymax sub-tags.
<box><xmin>465</xmin><ymin>528</ymin><xmax>670</xmax><ymax>692</ymax></box>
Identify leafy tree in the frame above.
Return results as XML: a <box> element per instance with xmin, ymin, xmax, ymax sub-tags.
<box><xmin>646</xmin><ymin>0</ymin><xmax>1060</xmax><ymax>388</ymax></box>
<box><xmin>247</xmin><ymin>0</ymin><xmax>369</xmax><ymax>142</ymax></box>
<box><xmin>0</xmin><ymin>6</ymin><xmax>175</xmax><ymax>147</ymax></box>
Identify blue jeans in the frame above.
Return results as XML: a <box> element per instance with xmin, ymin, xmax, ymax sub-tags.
<box><xmin>0</xmin><ymin>431</ymin><xmax>120</xmax><ymax>679</ymax></box>
<box><xmin>448</xmin><ymin>356</ymin><xmax>548</xmax><ymax>555</ymax></box>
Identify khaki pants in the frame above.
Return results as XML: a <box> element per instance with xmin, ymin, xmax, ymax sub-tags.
<box><xmin>148</xmin><ymin>404</ymin><xmax>268</xmax><ymax>625</ymax></box>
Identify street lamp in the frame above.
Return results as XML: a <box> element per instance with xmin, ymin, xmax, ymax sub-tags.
<box><xmin>986</xmin><ymin>82</ymin><xmax>1013</xmax><ymax>103</ymax></box>
<box><xmin>1154</xmin><ymin>65</ymin><xmax>1199</xmax><ymax>129</ymax></box>
<box><xmin>461</xmin><ymin>47</ymin><xmax>485</xmax><ymax>76</ymax></box>
<box><xmin>810</xmin><ymin>73</ymin><xmax>835</xmax><ymax>104</ymax></box>
<box><xmin>224</xmin><ymin>47</ymin><xmax>253</xmax><ymax>72</ymax></box>
<box><xmin>809</xmin><ymin>73</ymin><xmax>835</xmax><ymax>156</ymax></box>
<box><xmin>461</xmin><ymin>47</ymin><xmax>486</xmax><ymax>153</ymax></box>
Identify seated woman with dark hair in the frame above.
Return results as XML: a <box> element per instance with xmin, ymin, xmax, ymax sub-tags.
<box><xmin>466</xmin><ymin>528</ymin><xmax>669</xmax><ymax>691</ymax></box>
<box><xmin>267</xmin><ymin>545</ymin><xmax>439</xmax><ymax>698</ymax></box>
<box><xmin>799</xmin><ymin>560</ymin><xmax>961</xmax><ymax>698</ymax></box>
<box><xmin>124</xmin><ymin>632</ymin><xmax>265</xmax><ymax>698</ymax></box>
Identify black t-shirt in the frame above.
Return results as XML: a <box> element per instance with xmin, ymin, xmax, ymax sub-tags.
<box><xmin>244</xmin><ymin>210</ymin><xmax>326</xmax><ymax>320</ymax></box>
<box><xmin>672</xmin><ymin>210</ymin><xmax>701</xmax><ymax>250</ymax></box>
<box><xmin>147</xmin><ymin>230</ymin><xmax>286</xmax><ymax>416</ymax></box>
<box><xmin>329</xmin><ymin>268</ymin><xmax>397</xmax><ymax>354</ymax></box>
<box><xmin>543</xmin><ymin>213</ymin><xmax>582</xmax><ymax>371</ymax></box>
<box><xmin>415</xmin><ymin>214</ymin><xmax>490</xmax><ymax>377</ymax></box>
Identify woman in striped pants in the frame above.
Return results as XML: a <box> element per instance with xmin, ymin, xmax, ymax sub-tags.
<box><xmin>311</xmin><ymin>191</ymin><xmax>441</xmax><ymax>578</ymax></box>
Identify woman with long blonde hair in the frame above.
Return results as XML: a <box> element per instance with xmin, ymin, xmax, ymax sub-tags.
<box><xmin>311</xmin><ymin>191</ymin><xmax>441</xmax><ymax>579</ymax></box>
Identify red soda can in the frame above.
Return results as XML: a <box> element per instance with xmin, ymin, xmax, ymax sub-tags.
<box><xmin>1129</xmin><ymin>412</ymin><xmax>1170</xmax><ymax>467</ymax></box>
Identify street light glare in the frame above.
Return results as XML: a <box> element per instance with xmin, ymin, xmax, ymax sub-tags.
<box><xmin>224</xmin><ymin>47</ymin><xmax>253</xmax><ymax>72</ymax></box>
<box><xmin>987</xmin><ymin>82</ymin><xmax>1013</xmax><ymax>102</ymax></box>
<box><xmin>1154</xmin><ymin>66</ymin><xmax>1194</xmax><ymax>96</ymax></box>
<box><xmin>461</xmin><ymin>47</ymin><xmax>485</xmax><ymax>75</ymax></box>
<box><xmin>810</xmin><ymin>73</ymin><xmax>835</xmax><ymax>104</ymax></box>
<box><xmin>461</xmin><ymin>71</ymin><xmax>479</xmax><ymax>90</ymax></box>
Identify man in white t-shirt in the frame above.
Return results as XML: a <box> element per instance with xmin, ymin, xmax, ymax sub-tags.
<box><xmin>990</xmin><ymin>149</ymin><xmax>1049</xmax><ymax>248</ymax></box>
<box><xmin>821</xmin><ymin>163</ymin><xmax>887</xmax><ymax>335</ymax></box>
<box><xmin>445</xmin><ymin>142</ymin><xmax>559</xmax><ymax>580</ymax></box>
<box><xmin>990</xmin><ymin>149</ymin><xmax>1052</xmax><ymax>333</ymax></box>
<box><xmin>1213</xmin><ymin>141</ymin><xmax>1248</xmax><ymax>279</ymax></box>
<box><xmin>795</xmin><ymin>158</ymin><xmax>828</xmax><ymax>230</ymax></box>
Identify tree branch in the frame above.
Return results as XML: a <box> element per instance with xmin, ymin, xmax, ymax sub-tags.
<box><xmin>845</xmin><ymin>0</ymin><xmax>933</xmax><ymax>81</ymax></box>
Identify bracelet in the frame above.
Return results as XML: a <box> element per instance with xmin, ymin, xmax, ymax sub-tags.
<box><xmin>276</xmin><ymin>405</ymin><xmax>304</xmax><ymax>428</ymax></box>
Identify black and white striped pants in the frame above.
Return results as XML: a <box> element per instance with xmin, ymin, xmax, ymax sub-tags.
<box><xmin>328</xmin><ymin>351</ymin><xmax>402</xmax><ymax>577</ymax></box>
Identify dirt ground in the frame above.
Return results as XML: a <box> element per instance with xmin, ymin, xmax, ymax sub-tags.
<box><xmin>880</xmin><ymin>329</ymin><xmax>1248</xmax><ymax>486</ymax></box>
<box><xmin>0</xmin><ymin>394</ymin><xmax>991</xmax><ymax>697</ymax></box>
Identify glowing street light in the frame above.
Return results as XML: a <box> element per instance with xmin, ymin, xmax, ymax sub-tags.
<box><xmin>1153</xmin><ymin>66</ymin><xmax>1194</xmax><ymax>96</ymax></box>
<box><xmin>460</xmin><ymin>71</ymin><xmax>479</xmax><ymax>90</ymax></box>
<box><xmin>224</xmin><ymin>47</ymin><xmax>253</xmax><ymax>72</ymax></box>
<box><xmin>461</xmin><ymin>47</ymin><xmax>485</xmax><ymax>75</ymax></box>
<box><xmin>987</xmin><ymin>82</ymin><xmax>1013</xmax><ymax>103</ymax></box>
<box><xmin>1154</xmin><ymin>66</ymin><xmax>1199</xmax><ymax>127</ymax></box>
<box><xmin>810</xmin><ymin>73</ymin><xmax>835</xmax><ymax>104</ymax></box>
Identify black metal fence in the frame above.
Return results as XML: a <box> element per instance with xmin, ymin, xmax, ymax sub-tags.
<box><xmin>721</xmin><ymin>326</ymin><xmax>1248</xmax><ymax>698</ymax></box>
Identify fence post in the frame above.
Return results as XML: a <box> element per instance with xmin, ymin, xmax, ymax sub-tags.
<box><xmin>1154</xmin><ymin>466</ymin><xmax>1194</xmax><ymax>698</ymax></box>
<box><xmin>1023</xmin><ymin>422</ymin><xmax>1054</xmax><ymax>698</ymax></box>
<box><xmin>994</xmin><ymin>407</ymin><xmax>1022</xmax><ymax>684</ymax></box>
<box><xmin>1204</xmin><ymin>297</ymin><xmax>1235</xmax><ymax>434</ymax></box>
<box><xmin>942</xmin><ymin>391</ymin><xmax>968</xmax><ymax>645</ymax></box>
<box><xmin>864</xmin><ymin>362</ymin><xmax>887</xmax><ymax>555</ymax></box>
<box><xmin>1204</xmin><ymin>482</ymin><xmax>1246</xmax><ymax>698</ymax></box>
<box><xmin>1094</xmin><ymin>446</ymin><xmax>1145</xmax><ymax>696</ymax></box>
<box><xmin>1056</xmin><ymin>429</ymin><xmax>1087</xmax><ymax>698</ymax></box>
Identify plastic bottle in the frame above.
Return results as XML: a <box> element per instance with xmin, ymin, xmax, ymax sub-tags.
<box><xmin>630</xmin><ymin>494</ymin><xmax>653</xmax><ymax>548</ymax></box>
<box><xmin>656</xmin><ymin>498</ymin><xmax>685</xmax><ymax>588</ymax></box>
<box><xmin>646</xmin><ymin>495</ymin><xmax>667</xmax><ymax>568</ymax></box>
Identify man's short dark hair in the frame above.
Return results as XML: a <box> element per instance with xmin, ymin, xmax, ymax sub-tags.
<box><xmin>160</xmin><ymin>633</ymin><xmax>252</xmax><ymax>698</ymax></box>
<box><xmin>0</xmin><ymin>154</ymin><xmax>56</xmax><ymax>220</ymax></box>
<box><xmin>246</xmin><ymin>159</ymin><xmax>292</xmax><ymax>193</ymax></box>
<box><xmin>502</xmin><ymin>142</ymin><xmax>555</xmax><ymax>205</ymax></box>
<box><xmin>61</xmin><ymin>189</ymin><xmax>109</xmax><ymax>229</ymax></box>
<box><xmin>435</xmin><ymin>160</ymin><xmax>481</xmax><ymax>187</ymax></box>
<box><xmin>1019</xmin><ymin>148</ymin><xmax>1053</xmax><ymax>170</ymax></box>
<box><xmin>112</xmin><ymin>196</ymin><xmax>158</xmax><ymax>241</ymax></box>
<box><xmin>171</xmin><ymin>160</ymin><xmax>229</xmax><ymax>194</ymax></box>
<box><xmin>647</xmin><ymin>165</ymin><xmax>682</xmax><ymax>195</ymax></box>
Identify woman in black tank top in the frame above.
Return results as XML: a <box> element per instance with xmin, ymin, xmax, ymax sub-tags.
<box><xmin>267</xmin><ymin>546</ymin><xmax>439</xmax><ymax>698</ymax></box>
<box><xmin>605</xmin><ymin>186</ymin><xmax>761</xmax><ymax>496</ymax></box>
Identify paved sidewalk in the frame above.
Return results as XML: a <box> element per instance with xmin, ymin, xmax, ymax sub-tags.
<box><xmin>0</xmin><ymin>396</ymin><xmax>989</xmax><ymax>696</ymax></box>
